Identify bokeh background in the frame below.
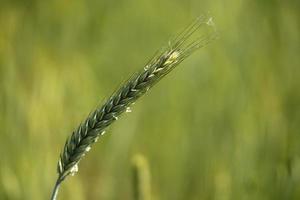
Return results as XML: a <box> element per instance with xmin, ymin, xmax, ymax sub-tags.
<box><xmin>0</xmin><ymin>0</ymin><xmax>299</xmax><ymax>199</ymax></box>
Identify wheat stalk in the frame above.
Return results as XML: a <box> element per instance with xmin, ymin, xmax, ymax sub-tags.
<box><xmin>50</xmin><ymin>15</ymin><xmax>217</xmax><ymax>200</ymax></box>
<box><xmin>132</xmin><ymin>154</ymin><xmax>152</xmax><ymax>200</ymax></box>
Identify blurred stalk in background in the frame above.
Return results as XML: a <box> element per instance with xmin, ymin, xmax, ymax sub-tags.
<box><xmin>132</xmin><ymin>154</ymin><xmax>151</xmax><ymax>200</ymax></box>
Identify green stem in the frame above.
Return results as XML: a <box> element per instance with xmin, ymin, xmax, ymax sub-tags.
<box><xmin>50</xmin><ymin>178</ymin><xmax>61</xmax><ymax>200</ymax></box>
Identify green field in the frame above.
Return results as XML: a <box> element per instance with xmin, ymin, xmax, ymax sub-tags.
<box><xmin>0</xmin><ymin>0</ymin><xmax>299</xmax><ymax>199</ymax></box>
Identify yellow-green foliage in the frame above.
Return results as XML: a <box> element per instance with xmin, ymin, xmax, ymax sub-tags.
<box><xmin>0</xmin><ymin>0</ymin><xmax>299</xmax><ymax>199</ymax></box>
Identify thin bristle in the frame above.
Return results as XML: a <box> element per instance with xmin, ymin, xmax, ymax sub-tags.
<box><xmin>145</xmin><ymin>14</ymin><xmax>218</xmax><ymax>78</ymax></box>
<box><xmin>172</xmin><ymin>15</ymin><xmax>214</xmax><ymax>50</ymax></box>
<box><xmin>171</xmin><ymin>15</ymin><xmax>206</xmax><ymax>50</ymax></box>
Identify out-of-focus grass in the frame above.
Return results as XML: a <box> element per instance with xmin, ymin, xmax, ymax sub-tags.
<box><xmin>0</xmin><ymin>0</ymin><xmax>299</xmax><ymax>199</ymax></box>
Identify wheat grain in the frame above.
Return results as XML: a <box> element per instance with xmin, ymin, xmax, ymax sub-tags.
<box><xmin>50</xmin><ymin>15</ymin><xmax>217</xmax><ymax>200</ymax></box>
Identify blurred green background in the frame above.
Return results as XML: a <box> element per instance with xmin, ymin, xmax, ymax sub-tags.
<box><xmin>0</xmin><ymin>0</ymin><xmax>299</xmax><ymax>199</ymax></box>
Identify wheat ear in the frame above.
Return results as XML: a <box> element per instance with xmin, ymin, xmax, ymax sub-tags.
<box><xmin>50</xmin><ymin>15</ymin><xmax>217</xmax><ymax>200</ymax></box>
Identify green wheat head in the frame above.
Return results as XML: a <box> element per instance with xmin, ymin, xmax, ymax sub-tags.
<box><xmin>51</xmin><ymin>15</ymin><xmax>217</xmax><ymax>200</ymax></box>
